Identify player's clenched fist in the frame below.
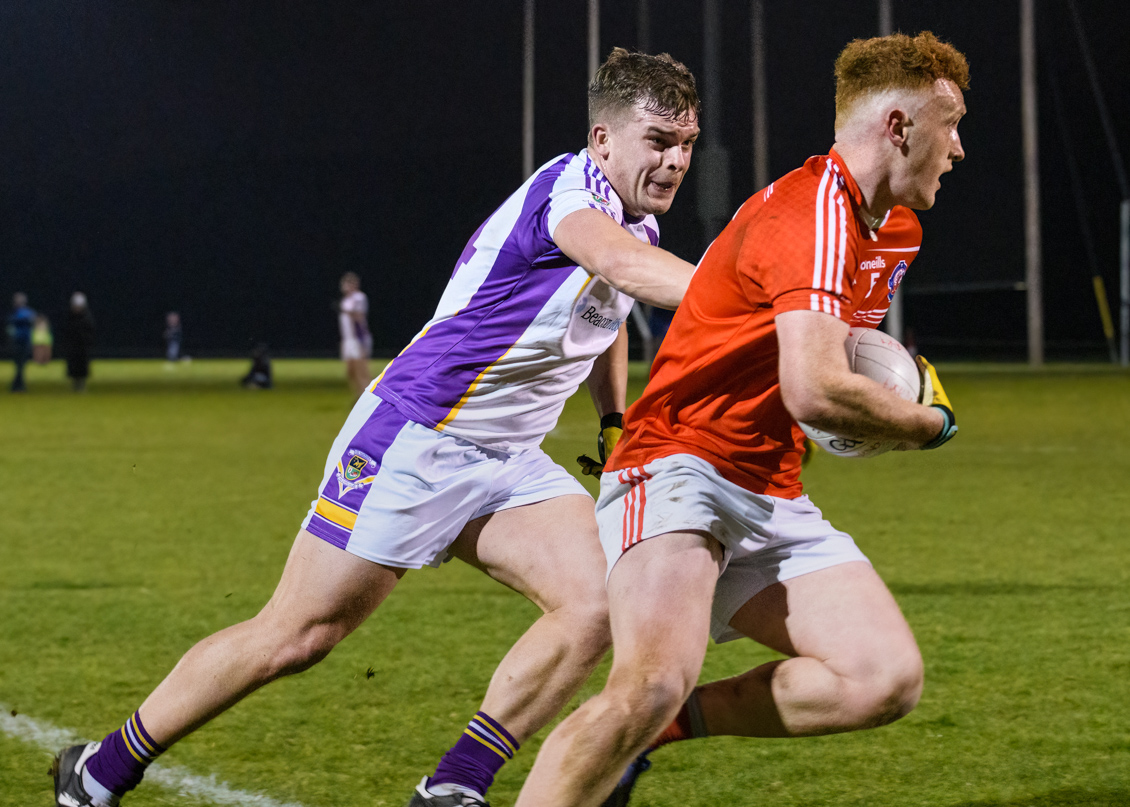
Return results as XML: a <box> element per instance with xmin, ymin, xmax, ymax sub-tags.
<box><xmin>916</xmin><ymin>355</ymin><xmax>957</xmax><ymax>450</ymax></box>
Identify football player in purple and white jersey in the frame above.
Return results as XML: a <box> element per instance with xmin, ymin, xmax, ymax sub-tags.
<box><xmin>339</xmin><ymin>271</ymin><xmax>373</xmax><ymax>397</ymax></box>
<box><xmin>53</xmin><ymin>48</ymin><xmax>700</xmax><ymax>807</ymax></box>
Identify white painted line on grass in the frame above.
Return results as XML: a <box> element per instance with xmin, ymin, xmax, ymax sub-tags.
<box><xmin>1</xmin><ymin>703</ymin><xmax>310</xmax><ymax>807</ymax></box>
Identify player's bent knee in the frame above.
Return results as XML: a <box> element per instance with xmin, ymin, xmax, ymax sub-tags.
<box><xmin>888</xmin><ymin>652</ymin><xmax>925</xmax><ymax>720</ymax></box>
<box><xmin>544</xmin><ymin>590</ymin><xmax>611</xmax><ymax>664</ymax></box>
<box><xmin>262</xmin><ymin>621</ymin><xmax>349</xmax><ymax>679</ymax></box>
<box><xmin>568</xmin><ymin>600</ymin><xmax>613</xmax><ymax>659</ymax></box>
<box><xmin>605</xmin><ymin>667</ymin><xmax>694</xmax><ymax>739</ymax></box>
<box><xmin>857</xmin><ymin>650</ymin><xmax>924</xmax><ymax>728</ymax></box>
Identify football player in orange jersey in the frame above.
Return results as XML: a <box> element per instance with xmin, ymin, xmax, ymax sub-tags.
<box><xmin>516</xmin><ymin>32</ymin><xmax>967</xmax><ymax>807</ymax></box>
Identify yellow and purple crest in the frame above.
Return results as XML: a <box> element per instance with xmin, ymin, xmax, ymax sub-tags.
<box><xmin>335</xmin><ymin>450</ymin><xmax>377</xmax><ymax>498</ymax></box>
<box><xmin>344</xmin><ymin>454</ymin><xmax>368</xmax><ymax>481</ymax></box>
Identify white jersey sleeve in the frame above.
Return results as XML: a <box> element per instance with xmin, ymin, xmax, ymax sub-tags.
<box><xmin>545</xmin><ymin>165</ymin><xmax>623</xmax><ymax>239</ymax></box>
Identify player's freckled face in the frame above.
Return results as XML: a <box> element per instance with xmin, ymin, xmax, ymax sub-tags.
<box><xmin>901</xmin><ymin>78</ymin><xmax>966</xmax><ymax>210</ymax></box>
<box><xmin>594</xmin><ymin>103</ymin><xmax>699</xmax><ymax>218</ymax></box>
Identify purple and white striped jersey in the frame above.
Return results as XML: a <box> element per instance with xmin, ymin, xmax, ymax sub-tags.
<box><xmin>372</xmin><ymin>150</ymin><xmax>659</xmax><ymax>453</ymax></box>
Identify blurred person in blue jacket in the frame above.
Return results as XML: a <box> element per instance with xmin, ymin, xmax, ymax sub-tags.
<box><xmin>7</xmin><ymin>292</ymin><xmax>35</xmax><ymax>392</ymax></box>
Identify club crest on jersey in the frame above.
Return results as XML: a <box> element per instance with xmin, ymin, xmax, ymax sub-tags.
<box><xmin>590</xmin><ymin>192</ymin><xmax>614</xmax><ymax>216</ymax></box>
<box><xmin>887</xmin><ymin>261</ymin><xmax>908</xmax><ymax>301</ymax></box>
<box><xmin>344</xmin><ymin>454</ymin><xmax>368</xmax><ymax>481</ymax></box>
<box><xmin>336</xmin><ymin>450</ymin><xmax>377</xmax><ymax>497</ymax></box>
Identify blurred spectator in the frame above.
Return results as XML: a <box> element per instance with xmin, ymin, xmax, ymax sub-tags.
<box><xmin>241</xmin><ymin>342</ymin><xmax>273</xmax><ymax>389</ymax></box>
<box><xmin>32</xmin><ymin>314</ymin><xmax>53</xmax><ymax>364</ymax></box>
<box><xmin>164</xmin><ymin>312</ymin><xmax>182</xmax><ymax>362</ymax></box>
<box><xmin>6</xmin><ymin>292</ymin><xmax>35</xmax><ymax>392</ymax></box>
<box><xmin>63</xmin><ymin>292</ymin><xmax>95</xmax><ymax>392</ymax></box>
<box><xmin>339</xmin><ymin>272</ymin><xmax>372</xmax><ymax>396</ymax></box>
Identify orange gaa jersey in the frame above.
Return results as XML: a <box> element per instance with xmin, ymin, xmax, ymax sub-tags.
<box><xmin>608</xmin><ymin>149</ymin><xmax>922</xmax><ymax>498</ymax></box>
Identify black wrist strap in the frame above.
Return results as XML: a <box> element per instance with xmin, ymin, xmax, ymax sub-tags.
<box><xmin>921</xmin><ymin>404</ymin><xmax>956</xmax><ymax>450</ymax></box>
<box><xmin>600</xmin><ymin>412</ymin><xmax>624</xmax><ymax>431</ymax></box>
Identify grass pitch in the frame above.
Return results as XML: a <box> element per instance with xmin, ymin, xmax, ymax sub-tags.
<box><xmin>1</xmin><ymin>359</ymin><xmax>1128</xmax><ymax>806</ymax></box>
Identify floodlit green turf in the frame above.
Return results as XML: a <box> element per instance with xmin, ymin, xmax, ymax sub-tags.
<box><xmin>1</xmin><ymin>359</ymin><xmax>1128</xmax><ymax>806</ymax></box>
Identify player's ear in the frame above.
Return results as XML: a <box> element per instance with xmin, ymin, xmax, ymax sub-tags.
<box><xmin>886</xmin><ymin>108</ymin><xmax>911</xmax><ymax>150</ymax></box>
<box><xmin>591</xmin><ymin>122</ymin><xmax>612</xmax><ymax>158</ymax></box>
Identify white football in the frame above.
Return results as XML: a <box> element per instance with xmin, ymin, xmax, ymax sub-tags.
<box><xmin>798</xmin><ymin>327</ymin><xmax>921</xmax><ymax>459</ymax></box>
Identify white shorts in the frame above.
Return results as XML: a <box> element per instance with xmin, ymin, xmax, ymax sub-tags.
<box><xmin>596</xmin><ymin>454</ymin><xmax>870</xmax><ymax>643</ymax></box>
<box><xmin>341</xmin><ymin>336</ymin><xmax>372</xmax><ymax>361</ymax></box>
<box><xmin>303</xmin><ymin>393</ymin><xmax>589</xmax><ymax>568</ymax></box>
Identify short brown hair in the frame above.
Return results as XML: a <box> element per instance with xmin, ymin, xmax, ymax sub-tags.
<box><xmin>588</xmin><ymin>48</ymin><xmax>699</xmax><ymax>140</ymax></box>
<box><xmin>834</xmin><ymin>31</ymin><xmax>969</xmax><ymax>126</ymax></box>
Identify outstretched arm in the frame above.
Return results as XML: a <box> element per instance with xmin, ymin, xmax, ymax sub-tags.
<box><xmin>554</xmin><ymin>209</ymin><xmax>694</xmax><ymax>310</ymax></box>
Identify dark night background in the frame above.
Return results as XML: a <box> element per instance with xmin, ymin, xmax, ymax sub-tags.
<box><xmin>1</xmin><ymin>1</ymin><xmax>1127</xmax><ymax>360</ymax></box>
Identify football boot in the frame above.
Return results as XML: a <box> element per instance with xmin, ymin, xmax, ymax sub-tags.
<box><xmin>52</xmin><ymin>742</ymin><xmax>119</xmax><ymax>807</ymax></box>
<box><xmin>405</xmin><ymin>776</ymin><xmax>490</xmax><ymax>807</ymax></box>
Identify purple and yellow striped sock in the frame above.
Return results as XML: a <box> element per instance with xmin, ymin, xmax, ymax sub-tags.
<box><xmin>85</xmin><ymin>711</ymin><xmax>166</xmax><ymax>796</ymax></box>
<box><xmin>428</xmin><ymin>711</ymin><xmax>519</xmax><ymax>797</ymax></box>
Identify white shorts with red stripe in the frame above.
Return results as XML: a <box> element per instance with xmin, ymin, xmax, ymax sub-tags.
<box><xmin>596</xmin><ymin>453</ymin><xmax>871</xmax><ymax>643</ymax></box>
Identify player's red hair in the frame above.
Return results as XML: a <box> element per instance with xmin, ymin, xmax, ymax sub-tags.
<box><xmin>834</xmin><ymin>31</ymin><xmax>969</xmax><ymax>128</ymax></box>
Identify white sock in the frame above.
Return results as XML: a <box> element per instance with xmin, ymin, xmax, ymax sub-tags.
<box><xmin>78</xmin><ymin>744</ymin><xmax>120</xmax><ymax>807</ymax></box>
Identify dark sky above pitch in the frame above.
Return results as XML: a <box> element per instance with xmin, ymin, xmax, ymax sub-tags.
<box><xmin>1</xmin><ymin>1</ymin><xmax>1127</xmax><ymax>359</ymax></box>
